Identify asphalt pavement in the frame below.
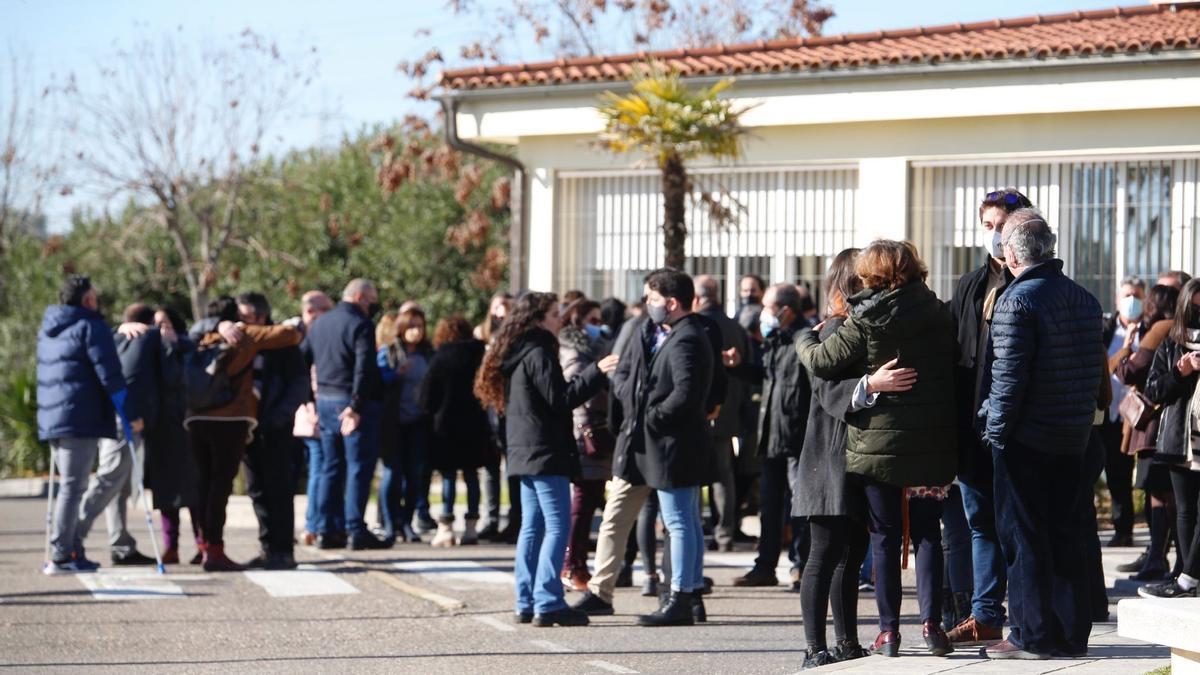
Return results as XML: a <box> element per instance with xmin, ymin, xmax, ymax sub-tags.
<box><xmin>0</xmin><ymin>494</ymin><xmax>1171</xmax><ymax>674</ymax></box>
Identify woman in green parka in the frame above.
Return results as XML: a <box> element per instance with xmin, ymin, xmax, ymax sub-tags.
<box><xmin>795</xmin><ymin>239</ymin><xmax>958</xmax><ymax>659</ymax></box>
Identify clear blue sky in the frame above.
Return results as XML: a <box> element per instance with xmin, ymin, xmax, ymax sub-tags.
<box><xmin>6</xmin><ymin>0</ymin><xmax>1124</xmax><ymax>228</ymax></box>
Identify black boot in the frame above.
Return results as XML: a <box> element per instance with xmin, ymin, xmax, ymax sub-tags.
<box><xmin>638</xmin><ymin>591</ymin><xmax>695</xmax><ymax>626</ymax></box>
<box><xmin>692</xmin><ymin>590</ymin><xmax>707</xmax><ymax>623</ymax></box>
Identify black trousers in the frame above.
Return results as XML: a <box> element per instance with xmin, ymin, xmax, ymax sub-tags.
<box><xmin>1169</xmin><ymin>467</ymin><xmax>1200</xmax><ymax>579</ymax></box>
<box><xmin>189</xmin><ymin>420</ymin><xmax>250</xmax><ymax>547</ymax></box>
<box><xmin>993</xmin><ymin>442</ymin><xmax>1091</xmax><ymax>655</ymax></box>
<box><xmin>851</xmin><ymin>474</ymin><xmax>944</xmax><ymax>632</ymax></box>
<box><xmin>244</xmin><ymin>424</ymin><xmax>299</xmax><ymax>554</ymax></box>
<box><xmin>1101</xmin><ymin>418</ymin><xmax>1133</xmax><ymax>536</ymax></box>
<box><xmin>801</xmin><ymin>515</ymin><xmax>869</xmax><ymax>649</ymax></box>
<box><xmin>755</xmin><ymin>455</ymin><xmax>800</xmax><ymax>572</ymax></box>
<box><xmin>1081</xmin><ymin>428</ymin><xmax>1109</xmax><ymax>620</ymax></box>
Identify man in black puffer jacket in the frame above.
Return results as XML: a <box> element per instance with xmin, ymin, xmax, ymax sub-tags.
<box><xmin>980</xmin><ymin>209</ymin><xmax>1103</xmax><ymax>660</ymax></box>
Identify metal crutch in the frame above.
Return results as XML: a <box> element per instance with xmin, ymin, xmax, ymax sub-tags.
<box><xmin>121</xmin><ymin>432</ymin><xmax>166</xmax><ymax>575</ymax></box>
<box><xmin>42</xmin><ymin>449</ymin><xmax>58</xmax><ymax>573</ymax></box>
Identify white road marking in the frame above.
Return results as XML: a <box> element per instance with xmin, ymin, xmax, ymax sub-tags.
<box><xmin>472</xmin><ymin>615</ymin><xmax>517</xmax><ymax>632</ymax></box>
<box><xmin>243</xmin><ymin>564</ymin><xmax>359</xmax><ymax>598</ymax></box>
<box><xmin>586</xmin><ymin>661</ymin><xmax>639</xmax><ymax>674</ymax></box>
<box><xmin>528</xmin><ymin>639</ymin><xmax>574</xmax><ymax>653</ymax></box>
<box><xmin>308</xmin><ymin>550</ymin><xmax>465</xmax><ymax>610</ymax></box>
<box><xmin>76</xmin><ymin>569</ymin><xmax>185</xmax><ymax>600</ymax></box>
<box><xmin>392</xmin><ymin>560</ymin><xmax>514</xmax><ymax>590</ymax></box>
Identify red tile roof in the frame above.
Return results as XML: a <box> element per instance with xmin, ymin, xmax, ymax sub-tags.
<box><xmin>441</xmin><ymin>4</ymin><xmax>1200</xmax><ymax>91</ymax></box>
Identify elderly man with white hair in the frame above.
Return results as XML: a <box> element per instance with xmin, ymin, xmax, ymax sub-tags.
<box><xmin>978</xmin><ymin>209</ymin><xmax>1104</xmax><ymax>660</ymax></box>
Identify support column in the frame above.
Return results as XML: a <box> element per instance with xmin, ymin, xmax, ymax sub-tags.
<box><xmin>856</xmin><ymin>158</ymin><xmax>910</xmax><ymax>244</ymax></box>
<box><xmin>526</xmin><ymin>166</ymin><xmax>555</xmax><ymax>291</ymax></box>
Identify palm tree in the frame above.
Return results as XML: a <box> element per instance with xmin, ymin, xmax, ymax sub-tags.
<box><xmin>596</xmin><ymin>63</ymin><xmax>750</xmax><ymax>270</ymax></box>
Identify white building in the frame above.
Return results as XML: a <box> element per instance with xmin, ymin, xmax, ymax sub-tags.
<box><xmin>441</xmin><ymin>3</ymin><xmax>1200</xmax><ymax>312</ymax></box>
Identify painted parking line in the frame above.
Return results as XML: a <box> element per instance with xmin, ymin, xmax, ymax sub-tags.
<box><xmin>586</xmin><ymin>660</ymin><xmax>639</xmax><ymax>674</ymax></box>
<box><xmin>472</xmin><ymin>615</ymin><xmax>517</xmax><ymax>632</ymax></box>
<box><xmin>76</xmin><ymin>568</ymin><xmax>185</xmax><ymax>600</ymax></box>
<box><xmin>243</xmin><ymin>564</ymin><xmax>360</xmax><ymax>598</ymax></box>
<box><xmin>392</xmin><ymin>560</ymin><xmax>514</xmax><ymax>590</ymax></box>
<box><xmin>528</xmin><ymin>639</ymin><xmax>574</xmax><ymax>653</ymax></box>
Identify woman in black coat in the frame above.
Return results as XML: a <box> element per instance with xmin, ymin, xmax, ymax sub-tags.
<box><xmin>1139</xmin><ymin>278</ymin><xmax>1200</xmax><ymax>600</ymax></box>
<box><xmin>475</xmin><ymin>292</ymin><xmax>618</xmax><ymax>627</ymax></box>
<box><xmin>145</xmin><ymin>307</ymin><xmax>200</xmax><ymax>565</ymax></box>
<box><xmin>419</xmin><ymin>316</ymin><xmax>492</xmax><ymax>547</ymax></box>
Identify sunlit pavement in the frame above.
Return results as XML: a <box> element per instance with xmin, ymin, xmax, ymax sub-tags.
<box><xmin>0</xmin><ymin>494</ymin><xmax>1168</xmax><ymax>674</ymax></box>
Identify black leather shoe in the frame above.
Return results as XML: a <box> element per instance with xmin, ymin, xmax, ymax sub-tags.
<box><xmin>111</xmin><ymin>549</ymin><xmax>156</xmax><ymax>566</ymax></box>
<box><xmin>638</xmin><ymin>591</ymin><xmax>695</xmax><ymax>627</ymax></box>
<box><xmin>349</xmin><ymin>532</ymin><xmax>393</xmax><ymax>550</ymax></box>
<box><xmin>317</xmin><ymin>532</ymin><xmax>347</xmax><ymax>550</ymax></box>
<box><xmin>1116</xmin><ymin>550</ymin><xmax>1149</xmax><ymax>573</ymax></box>
<box><xmin>570</xmin><ymin>591</ymin><xmax>615</xmax><ymax>616</ymax></box>
<box><xmin>513</xmin><ymin>612</ymin><xmax>533</xmax><ymax>624</ymax></box>
<box><xmin>264</xmin><ymin>551</ymin><xmax>298</xmax><ymax>570</ymax></box>
<box><xmin>801</xmin><ymin>648</ymin><xmax>839</xmax><ymax>670</ymax></box>
<box><xmin>1129</xmin><ymin>566</ymin><xmax>1171</xmax><ymax>581</ymax></box>
<box><xmin>243</xmin><ymin>552</ymin><xmax>270</xmax><ymax>569</ymax></box>
<box><xmin>923</xmin><ymin>619</ymin><xmax>955</xmax><ymax>656</ymax></box>
<box><xmin>835</xmin><ymin>639</ymin><xmax>870</xmax><ymax>661</ymax></box>
<box><xmin>700</xmin><ymin>576</ymin><xmax>714</xmax><ymax>595</ymax></box>
<box><xmin>477</xmin><ymin>521</ymin><xmax>500</xmax><ymax>541</ymax></box>
<box><xmin>732</xmin><ymin>568</ymin><xmax>778</xmax><ymax>587</ymax></box>
<box><xmin>1106</xmin><ymin>533</ymin><xmax>1134</xmax><ymax>548</ymax></box>
<box><xmin>533</xmin><ymin>607</ymin><xmax>590</xmax><ymax>627</ymax></box>
<box><xmin>692</xmin><ymin>590</ymin><xmax>707</xmax><ymax>623</ymax></box>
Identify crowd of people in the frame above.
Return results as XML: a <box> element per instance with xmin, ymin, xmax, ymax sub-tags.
<box><xmin>34</xmin><ymin>185</ymin><xmax>1200</xmax><ymax>667</ymax></box>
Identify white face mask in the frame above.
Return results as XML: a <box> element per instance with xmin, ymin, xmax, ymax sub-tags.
<box><xmin>991</xmin><ymin>230</ymin><xmax>1005</xmax><ymax>260</ymax></box>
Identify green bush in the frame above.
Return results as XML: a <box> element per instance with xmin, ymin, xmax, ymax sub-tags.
<box><xmin>0</xmin><ymin>368</ymin><xmax>45</xmax><ymax>477</ymax></box>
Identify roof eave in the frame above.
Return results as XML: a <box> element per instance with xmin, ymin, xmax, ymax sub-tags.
<box><xmin>441</xmin><ymin>50</ymin><xmax>1200</xmax><ymax>102</ymax></box>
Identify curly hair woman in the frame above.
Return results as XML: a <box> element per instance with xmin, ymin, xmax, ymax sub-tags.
<box><xmin>475</xmin><ymin>292</ymin><xmax>619</xmax><ymax>626</ymax></box>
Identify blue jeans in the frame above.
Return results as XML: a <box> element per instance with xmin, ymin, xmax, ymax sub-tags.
<box><xmin>960</xmin><ymin>446</ymin><xmax>1008</xmax><ymax>628</ymax></box>
<box><xmin>514</xmin><ymin>475</ymin><xmax>571</xmax><ymax>614</ymax></box>
<box><xmin>658</xmin><ymin>486</ymin><xmax>705</xmax><ymax>593</ymax></box>
<box><xmin>379</xmin><ymin>421</ymin><xmax>428</xmax><ymax>536</ymax></box>
<box><xmin>303</xmin><ymin>438</ymin><xmax>339</xmax><ymax>535</ymax></box>
<box><xmin>941</xmin><ymin>483</ymin><xmax>974</xmax><ymax>595</ymax></box>
<box><xmin>441</xmin><ymin>469</ymin><xmax>480</xmax><ymax>518</ymax></box>
<box><xmin>316</xmin><ymin>397</ymin><xmax>380</xmax><ymax>537</ymax></box>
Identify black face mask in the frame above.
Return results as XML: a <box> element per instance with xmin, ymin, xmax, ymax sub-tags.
<box><xmin>367</xmin><ymin>302</ymin><xmax>382</xmax><ymax>320</ymax></box>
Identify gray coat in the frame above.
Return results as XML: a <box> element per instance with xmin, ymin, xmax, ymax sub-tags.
<box><xmin>560</xmin><ymin>326</ymin><xmax>613</xmax><ymax>481</ymax></box>
<box><xmin>792</xmin><ymin>318</ymin><xmax>862</xmax><ymax>520</ymax></box>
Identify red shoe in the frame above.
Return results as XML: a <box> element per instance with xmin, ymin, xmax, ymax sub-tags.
<box><xmin>201</xmin><ymin>544</ymin><xmax>245</xmax><ymax>572</ymax></box>
<box><xmin>561</xmin><ymin>569</ymin><xmax>591</xmax><ymax>592</ymax></box>
<box><xmin>982</xmin><ymin>639</ymin><xmax>1049</xmax><ymax>660</ymax></box>
<box><xmin>923</xmin><ymin>619</ymin><xmax>954</xmax><ymax>656</ymax></box>
<box><xmin>161</xmin><ymin>548</ymin><xmax>180</xmax><ymax>565</ymax></box>
<box><xmin>871</xmin><ymin>630</ymin><xmax>901</xmax><ymax>657</ymax></box>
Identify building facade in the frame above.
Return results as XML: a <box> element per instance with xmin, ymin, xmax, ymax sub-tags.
<box><xmin>442</xmin><ymin>4</ymin><xmax>1200</xmax><ymax>312</ymax></box>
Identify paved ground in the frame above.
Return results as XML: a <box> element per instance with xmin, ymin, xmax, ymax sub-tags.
<box><xmin>0</xmin><ymin>494</ymin><xmax>1170</xmax><ymax>674</ymax></box>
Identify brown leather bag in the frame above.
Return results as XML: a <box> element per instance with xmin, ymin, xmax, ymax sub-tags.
<box><xmin>1119</xmin><ymin>391</ymin><xmax>1157</xmax><ymax>431</ymax></box>
<box><xmin>579</xmin><ymin>422</ymin><xmax>616</xmax><ymax>458</ymax></box>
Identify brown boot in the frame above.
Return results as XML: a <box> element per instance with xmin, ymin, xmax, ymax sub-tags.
<box><xmin>201</xmin><ymin>544</ymin><xmax>245</xmax><ymax>572</ymax></box>
<box><xmin>946</xmin><ymin>616</ymin><xmax>1003</xmax><ymax>646</ymax></box>
<box><xmin>161</xmin><ymin>548</ymin><xmax>180</xmax><ymax>565</ymax></box>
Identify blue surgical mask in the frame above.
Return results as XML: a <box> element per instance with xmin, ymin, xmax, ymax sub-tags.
<box><xmin>991</xmin><ymin>230</ymin><xmax>1005</xmax><ymax>260</ymax></box>
<box><xmin>1118</xmin><ymin>295</ymin><xmax>1143</xmax><ymax>322</ymax></box>
<box><xmin>759</xmin><ymin>310</ymin><xmax>780</xmax><ymax>338</ymax></box>
<box><xmin>583</xmin><ymin>324</ymin><xmax>603</xmax><ymax>342</ymax></box>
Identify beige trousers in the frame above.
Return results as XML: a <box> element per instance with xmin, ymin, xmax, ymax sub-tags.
<box><xmin>587</xmin><ymin>476</ymin><xmax>653</xmax><ymax>603</ymax></box>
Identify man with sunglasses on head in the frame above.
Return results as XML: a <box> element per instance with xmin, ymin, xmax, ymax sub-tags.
<box><xmin>944</xmin><ymin>188</ymin><xmax>1033</xmax><ymax>646</ymax></box>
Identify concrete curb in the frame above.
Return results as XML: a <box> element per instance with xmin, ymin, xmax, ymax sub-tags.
<box><xmin>0</xmin><ymin>477</ymin><xmax>46</xmax><ymax>498</ymax></box>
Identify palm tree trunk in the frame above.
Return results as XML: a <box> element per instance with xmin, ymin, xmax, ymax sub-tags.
<box><xmin>661</xmin><ymin>154</ymin><xmax>687</xmax><ymax>270</ymax></box>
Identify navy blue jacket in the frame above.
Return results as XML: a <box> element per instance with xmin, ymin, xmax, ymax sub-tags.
<box><xmin>113</xmin><ymin>329</ymin><xmax>164</xmax><ymax>430</ymax></box>
<box><xmin>982</xmin><ymin>260</ymin><xmax>1103</xmax><ymax>455</ymax></box>
<box><xmin>36</xmin><ymin>305</ymin><xmax>127</xmax><ymax>441</ymax></box>
<box><xmin>302</xmin><ymin>302</ymin><xmax>382</xmax><ymax>412</ymax></box>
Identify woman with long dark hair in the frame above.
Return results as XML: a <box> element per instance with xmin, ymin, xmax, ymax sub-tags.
<box><xmin>1113</xmin><ymin>284</ymin><xmax>1181</xmax><ymax>580</ymax></box>
<box><xmin>475</xmin><ymin>292</ymin><xmax>618</xmax><ymax>626</ymax></box>
<box><xmin>796</xmin><ymin>240</ymin><xmax>958</xmax><ymax>658</ymax></box>
<box><xmin>1138</xmin><ymin>278</ymin><xmax>1200</xmax><ymax>599</ymax></box>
